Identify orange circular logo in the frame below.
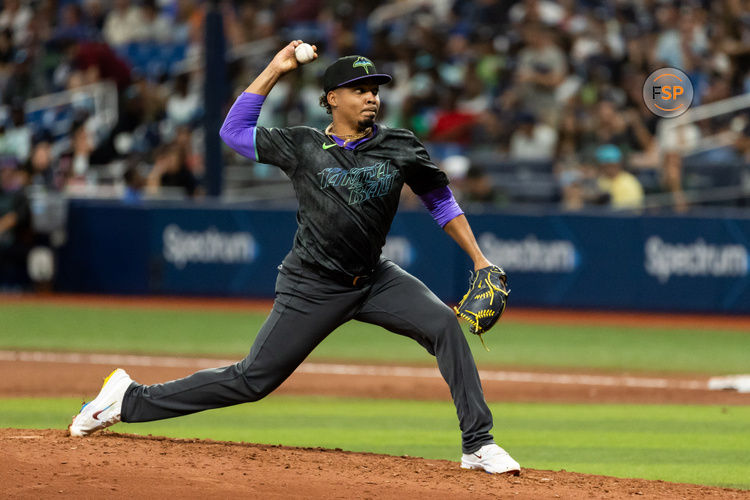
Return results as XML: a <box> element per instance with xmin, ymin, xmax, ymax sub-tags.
<box><xmin>642</xmin><ymin>68</ymin><xmax>693</xmax><ymax>118</ymax></box>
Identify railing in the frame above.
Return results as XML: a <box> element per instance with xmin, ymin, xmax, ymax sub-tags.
<box><xmin>0</xmin><ymin>81</ymin><xmax>119</xmax><ymax>147</ymax></box>
<box><xmin>658</xmin><ymin>92</ymin><xmax>750</xmax><ymax>154</ymax></box>
<box><xmin>652</xmin><ymin>92</ymin><xmax>750</xmax><ymax>208</ymax></box>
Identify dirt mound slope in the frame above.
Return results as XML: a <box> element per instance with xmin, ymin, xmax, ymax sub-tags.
<box><xmin>2</xmin><ymin>428</ymin><xmax>747</xmax><ymax>499</ymax></box>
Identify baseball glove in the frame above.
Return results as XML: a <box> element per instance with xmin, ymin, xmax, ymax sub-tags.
<box><xmin>454</xmin><ymin>265</ymin><xmax>509</xmax><ymax>348</ymax></box>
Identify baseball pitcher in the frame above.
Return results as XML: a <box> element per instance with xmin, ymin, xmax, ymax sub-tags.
<box><xmin>69</xmin><ymin>41</ymin><xmax>519</xmax><ymax>475</ymax></box>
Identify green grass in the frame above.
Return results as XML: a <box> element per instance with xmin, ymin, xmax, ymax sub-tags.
<box><xmin>2</xmin><ymin>303</ymin><xmax>750</xmax><ymax>373</ymax></box>
<box><xmin>3</xmin><ymin>302</ymin><xmax>749</xmax><ymax>489</ymax></box>
<box><xmin>2</xmin><ymin>396</ymin><xmax>748</xmax><ymax>489</ymax></box>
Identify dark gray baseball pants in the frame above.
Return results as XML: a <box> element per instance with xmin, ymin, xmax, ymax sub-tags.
<box><xmin>121</xmin><ymin>252</ymin><xmax>495</xmax><ymax>453</ymax></box>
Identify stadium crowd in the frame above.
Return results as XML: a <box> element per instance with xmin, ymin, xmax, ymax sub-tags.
<box><xmin>249</xmin><ymin>0</ymin><xmax>750</xmax><ymax>212</ymax></box>
<box><xmin>1</xmin><ymin>0</ymin><xmax>750</xmax><ymax>287</ymax></box>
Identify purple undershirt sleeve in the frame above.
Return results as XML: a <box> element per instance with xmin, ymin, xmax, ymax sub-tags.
<box><xmin>219</xmin><ymin>92</ymin><xmax>265</xmax><ymax>160</ymax></box>
<box><xmin>418</xmin><ymin>185</ymin><xmax>464</xmax><ymax>228</ymax></box>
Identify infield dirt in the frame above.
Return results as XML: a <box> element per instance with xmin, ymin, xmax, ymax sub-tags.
<box><xmin>2</xmin><ymin>428</ymin><xmax>748</xmax><ymax>499</ymax></box>
<box><xmin>1</xmin><ymin>356</ymin><xmax>749</xmax><ymax>405</ymax></box>
<box><xmin>2</xmin><ymin>355</ymin><xmax>750</xmax><ymax>498</ymax></box>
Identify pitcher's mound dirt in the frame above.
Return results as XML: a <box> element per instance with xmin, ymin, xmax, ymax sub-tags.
<box><xmin>2</xmin><ymin>428</ymin><xmax>746</xmax><ymax>499</ymax></box>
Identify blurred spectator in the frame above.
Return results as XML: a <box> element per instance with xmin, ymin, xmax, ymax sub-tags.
<box><xmin>132</xmin><ymin>73</ymin><xmax>168</xmax><ymax>125</ymax></box>
<box><xmin>652</xmin><ymin>3</ymin><xmax>707</xmax><ymax>71</ymax></box>
<box><xmin>123</xmin><ymin>164</ymin><xmax>145</xmax><ymax>203</ymax></box>
<box><xmin>0</xmin><ymin>103</ymin><xmax>31</xmax><ymax>163</ymax></box>
<box><xmin>57</xmin><ymin>119</ymin><xmax>94</xmax><ymax>187</ymax></box>
<box><xmin>23</xmin><ymin>130</ymin><xmax>59</xmax><ymax>191</ymax></box>
<box><xmin>442</xmin><ymin>154</ymin><xmax>471</xmax><ymax>182</ymax></box>
<box><xmin>2</xmin><ymin>50</ymin><xmax>47</xmax><ymax>105</ymax></box>
<box><xmin>174</xmin><ymin>125</ymin><xmax>203</xmax><ymax>176</ymax></box>
<box><xmin>171</xmin><ymin>0</ymin><xmax>198</xmax><ymax>45</ymax></box>
<box><xmin>594</xmin><ymin>144</ymin><xmax>643</xmax><ymax>210</ymax></box>
<box><xmin>67</xmin><ymin>40</ymin><xmax>132</xmax><ymax>91</ymax></box>
<box><xmin>0</xmin><ymin>163</ymin><xmax>32</xmax><ymax>287</ymax></box>
<box><xmin>184</xmin><ymin>0</ymin><xmax>244</xmax><ymax>50</ymax></box>
<box><xmin>235</xmin><ymin>5</ymin><xmax>274</xmax><ymax>43</ymax></box>
<box><xmin>557</xmin><ymin>162</ymin><xmax>587</xmax><ymax>211</ymax></box>
<box><xmin>580</xmin><ymin>100</ymin><xmax>655</xmax><ymax>167</ymax></box>
<box><xmin>103</xmin><ymin>0</ymin><xmax>145</xmax><ymax>47</ymax></box>
<box><xmin>146</xmin><ymin>143</ymin><xmax>199</xmax><ymax>197</ymax></box>
<box><xmin>737</xmin><ymin>122</ymin><xmax>750</xmax><ymax>163</ymax></box>
<box><xmin>0</xmin><ymin>0</ymin><xmax>32</xmax><ymax>46</ymax></box>
<box><xmin>139</xmin><ymin>0</ymin><xmax>175</xmax><ymax>43</ymax></box>
<box><xmin>462</xmin><ymin>165</ymin><xmax>504</xmax><ymax>207</ymax></box>
<box><xmin>429</xmin><ymin>88</ymin><xmax>477</xmax><ymax>145</ymax></box>
<box><xmin>84</xmin><ymin>0</ymin><xmax>108</xmax><ymax>33</ymax></box>
<box><xmin>659</xmin><ymin>123</ymin><xmax>701</xmax><ymax>213</ymax></box>
<box><xmin>569</xmin><ymin>13</ymin><xmax>625</xmax><ymax>75</ymax></box>
<box><xmin>0</xmin><ymin>29</ymin><xmax>14</xmax><ymax>71</ymax></box>
<box><xmin>555</xmin><ymin>108</ymin><xmax>582</xmax><ymax>159</ymax></box>
<box><xmin>53</xmin><ymin>3</ymin><xmax>97</xmax><ymax>42</ymax></box>
<box><xmin>511</xmin><ymin>23</ymin><xmax>567</xmax><ymax>122</ymax></box>
<box><xmin>661</xmin><ymin>150</ymin><xmax>687</xmax><ymax>212</ymax></box>
<box><xmin>509</xmin><ymin>0</ymin><xmax>565</xmax><ymax>26</ymax></box>
<box><xmin>166</xmin><ymin>72</ymin><xmax>201</xmax><ymax>127</ymax></box>
<box><xmin>509</xmin><ymin>112</ymin><xmax>557</xmax><ymax>161</ymax></box>
<box><xmin>25</xmin><ymin>0</ymin><xmax>56</xmax><ymax>47</ymax></box>
<box><xmin>436</xmin><ymin>154</ymin><xmax>471</xmax><ymax>206</ymax></box>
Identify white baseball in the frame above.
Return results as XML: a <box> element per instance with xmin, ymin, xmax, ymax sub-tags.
<box><xmin>294</xmin><ymin>43</ymin><xmax>315</xmax><ymax>64</ymax></box>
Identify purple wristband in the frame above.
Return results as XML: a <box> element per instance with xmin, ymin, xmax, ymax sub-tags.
<box><xmin>419</xmin><ymin>186</ymin><xmax>464</xmax><ymax>228</ymax></box>
<box><xmin>219</xmin><ymin>92</ymin><xmax>265</xmax><ymax>160</ymax></box>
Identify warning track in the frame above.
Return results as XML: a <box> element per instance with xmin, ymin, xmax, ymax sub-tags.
<box><xmin>5</xmin><ymin>293</ymin><xmax>750</xmax><ymax>331</ymax></box>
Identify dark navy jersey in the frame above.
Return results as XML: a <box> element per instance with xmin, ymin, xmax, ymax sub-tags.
<box><xmin>255</xmin><ymin>125</ymin><xmax>448</xmax><ymax>277</ymax></box>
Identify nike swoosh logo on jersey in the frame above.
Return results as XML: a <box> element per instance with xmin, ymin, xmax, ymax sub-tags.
<box><xmin>92</xmin><ymin>402</ymin><xmax>116</xmax><ymax>420</ymax></box>
<box><xmin>322</xmin><ymin>143</ymin><xmax>337</xmax><ymax>149</ymax></box>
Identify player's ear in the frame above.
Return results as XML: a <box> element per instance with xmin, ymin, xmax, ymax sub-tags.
<box><xmin>327</xmin><ymin>90</ymin><xmax>337</xmax><ymax>108</ymax></box>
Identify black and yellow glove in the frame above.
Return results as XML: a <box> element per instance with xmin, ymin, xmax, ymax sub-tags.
<box><xmin>454</xmin><ymin>265</ymin><xmax>509</xmax><ymax>348</ymax></box>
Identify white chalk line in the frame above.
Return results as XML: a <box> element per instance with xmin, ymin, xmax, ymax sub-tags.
<box><xmin>0</xmin><ymin>350</ymin><xmax>708</xmax><ymax>391</ymax></box>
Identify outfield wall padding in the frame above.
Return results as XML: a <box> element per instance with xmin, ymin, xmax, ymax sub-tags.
<box><xmin>57</xmin><ymin>200</ymin><xmax>750</xmax><ymax>313</ymax></box>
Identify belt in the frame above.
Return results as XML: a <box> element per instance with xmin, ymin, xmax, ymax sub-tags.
<box><xmin>286</xmin><ymin>253</ymin><xmax>374</xmax><ymax>288</ymax></box>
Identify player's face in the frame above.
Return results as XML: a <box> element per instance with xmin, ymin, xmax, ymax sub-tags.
<box><xmin>331</xmin><ymin>82</ymin><xmax>380</xmax><ymax>131</ymax></box>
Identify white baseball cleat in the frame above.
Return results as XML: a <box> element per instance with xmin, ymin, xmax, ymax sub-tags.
<box><xmin>461</xmin><ymin>444</ymin><xmax>521</xmax><ymax>475</ymax></box>
<box><xmin>69</xmin><ymin>368</ymin><xmax>133</xmax><ymax>437</ymax></box>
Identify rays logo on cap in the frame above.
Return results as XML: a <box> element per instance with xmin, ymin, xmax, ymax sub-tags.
<box><xmin>353</xmin><ymin>57</ymin><xmax>374</xmax><ymax>74</ymax></box>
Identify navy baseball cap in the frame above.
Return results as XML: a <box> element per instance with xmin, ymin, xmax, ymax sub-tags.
<box><xmin>323</xmin><ymin>56</ymin><xmax>392</xmax><ymax>93</ymax></box>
